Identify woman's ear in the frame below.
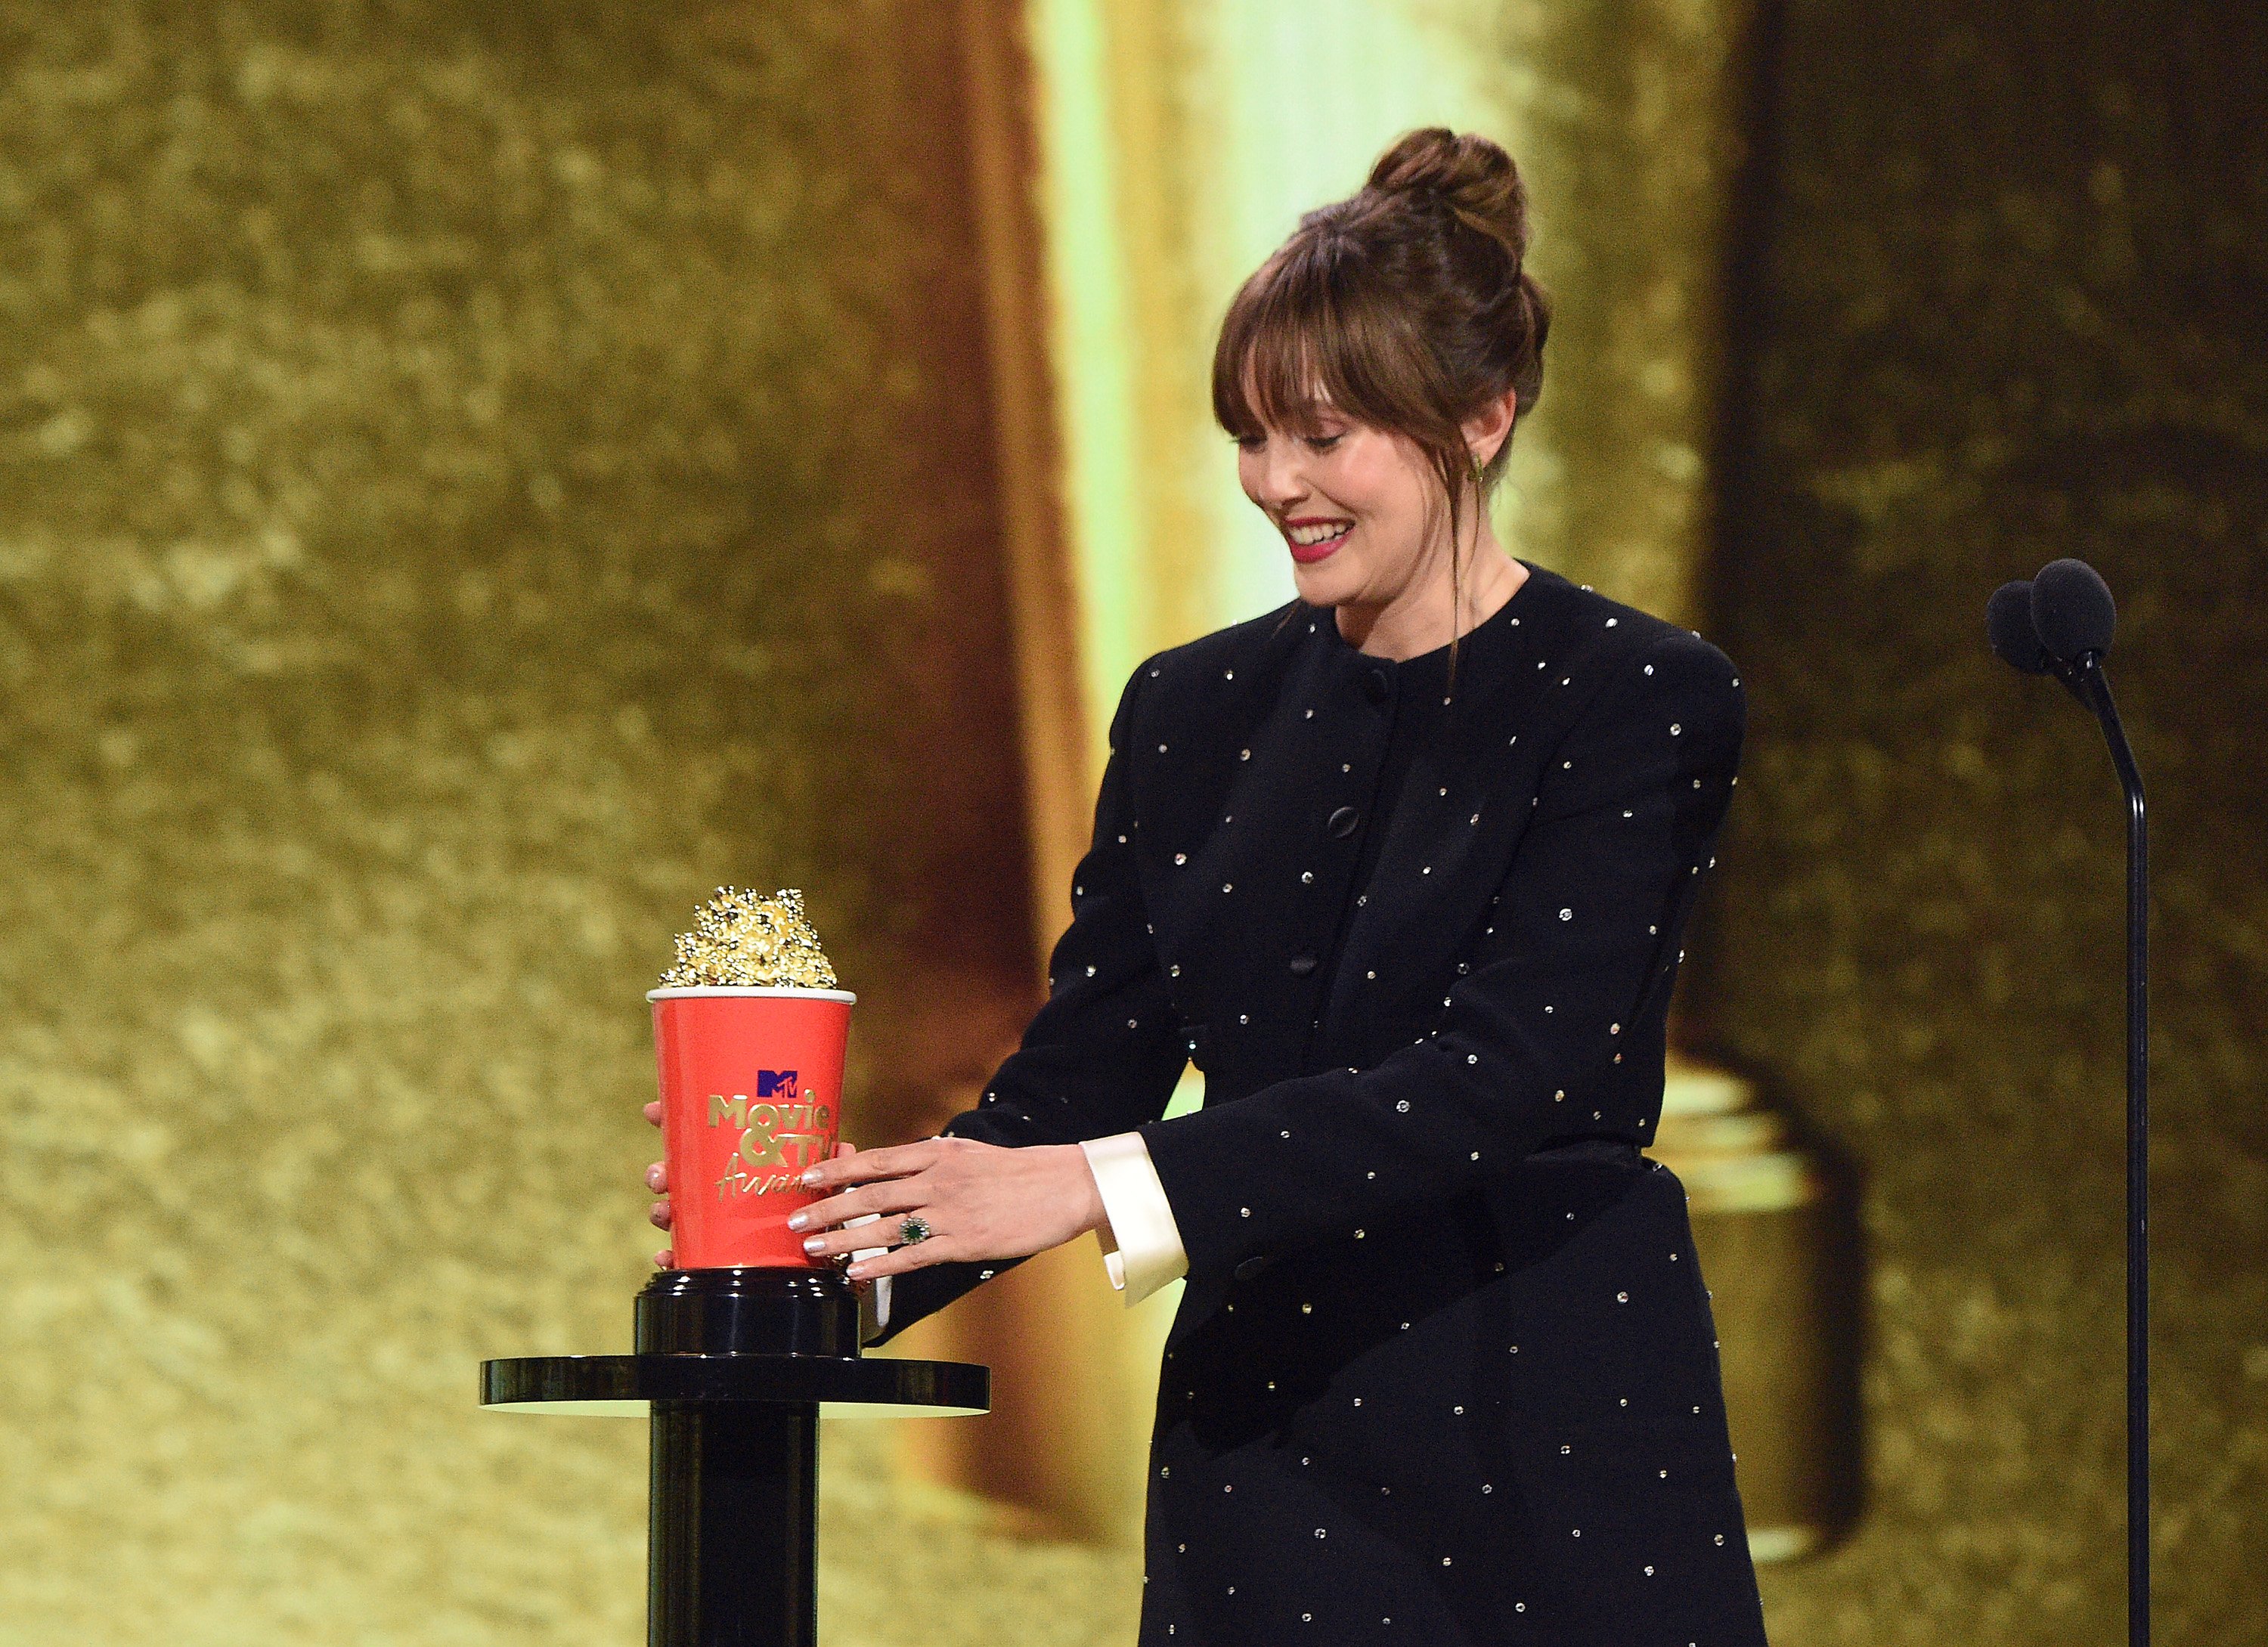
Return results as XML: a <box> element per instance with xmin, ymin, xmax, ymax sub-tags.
<box><xmin>1464</xmin><ymin>386</ymin><xmax>1520</xmax><ymax>469</ymax></box>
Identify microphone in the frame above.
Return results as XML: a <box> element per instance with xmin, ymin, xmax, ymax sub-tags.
<box><xmin>1986</xmin><ymin>579</ymin><xmax>2052</xmax><ymax>674</ymax></box>
<box><xmin>1985</xmin><ymin>556</ymin><xmax>2150</xmax><ymax>1647</ymax></box>
<box><xmin>2031</xmin><ymin>557</ymin><xmax>2117</xmax><ymax>666</ymax></box>
<box><xmin>1992</xmin><ymin>559</ymin><xmax>2118</xmax><ymax>714</ymax></box>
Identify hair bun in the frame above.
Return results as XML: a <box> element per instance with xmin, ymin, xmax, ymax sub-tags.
<box><xmin>1213</xmin><ymin>125</ymin><xmax>1550</xmax><ymax>506</ymax></box>
<box><xmin>1365</xmin><ymin>127</ymin><xmax>1532</xmax><ymax>268</ymax></box>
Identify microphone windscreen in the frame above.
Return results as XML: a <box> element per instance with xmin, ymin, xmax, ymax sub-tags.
<box><xmin>2030</xmin><ymin>558</ymin><xmax>2116</xmax><ymax>662</ymax></box>
<box><xmin>1987</xmin><ymin>580</ymin><xmax>2052</xmax><ymax>673</ymax></box>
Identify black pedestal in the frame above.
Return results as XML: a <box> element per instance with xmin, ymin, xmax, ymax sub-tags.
<box><xmin>649</xmin><ymin>1401</ymin><xmax>816</xmax><ymax>1647</ymax></box>
<box><xmin>482</xmin><ymin>1268</ymin><xmax>988</xmax><ymax>1647</ymax></box>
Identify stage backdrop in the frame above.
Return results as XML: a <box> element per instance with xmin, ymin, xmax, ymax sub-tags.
<box><xmin>0</xmin><ymin>4</ymin><xmax>1132</xmax><ymax>1643</ymax></box>
<box><xmin>1</xmin><ymin>2</ymin><xmax>2262</xmax><ymax>1645</ymax></box>
<box><xmin>1695</xmin><ymin>2</ymin><xmax>2268</xmax><ymax>1642</ymax></box>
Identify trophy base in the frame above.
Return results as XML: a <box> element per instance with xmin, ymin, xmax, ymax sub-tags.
<box><xmin>636</xmin><ymin>1267</ymin><xmax>860</xmax><ymax>1358</ymax></box>
<box><xmin>484</xmin><ymin>1268</ymin><xmax>987</xmax><ymax>1645</ymax></box>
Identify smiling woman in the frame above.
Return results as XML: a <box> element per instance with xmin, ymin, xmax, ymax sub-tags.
<box><xmin>652</xmin><ymin>127</ymin><xmax>1767</xmax><ymax>1647</ymax></box>
<box><xmin>1215</xmin><ymin>128</ymin><xmax>1551</xmax><ymax>663</ymax></box>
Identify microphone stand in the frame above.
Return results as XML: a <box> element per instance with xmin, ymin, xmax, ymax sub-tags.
<box><xmin>2060</xmin><ymin>652</ymin><xmax>2149</xmax><ymax>1647</ymax></box>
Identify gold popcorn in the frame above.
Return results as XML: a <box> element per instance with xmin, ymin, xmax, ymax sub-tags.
<box><xmin>658</xmin><ymin>886</ymin><xmax>838</xmax><ymax>989</ymax></box>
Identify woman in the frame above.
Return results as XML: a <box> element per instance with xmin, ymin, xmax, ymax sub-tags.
<box><xmin>649</xmin><ymin>128</ymin><xmax>1768</xmax><ymax>1645</ymax></box>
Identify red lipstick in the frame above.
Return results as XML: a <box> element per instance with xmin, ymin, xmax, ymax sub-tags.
<box><xmin>1284</xmin><ymin>517</ymin><xmax>1352</xmax><ymax>565</ymax></box>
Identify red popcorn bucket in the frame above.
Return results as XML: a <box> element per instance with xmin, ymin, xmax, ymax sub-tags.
<box><xmin>648</xmin><ymin>985</ymin><xmax>854</xmax><ymax>1271</ymax></box>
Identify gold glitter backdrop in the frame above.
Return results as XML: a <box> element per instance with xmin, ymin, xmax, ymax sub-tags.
<box><xmin>0</xmin><ymin>3</ymin><xmax>1123</xmax><ymax>1642</ymax></box>
<box><xmin>2</xmin><ymin>2</ymin><xmax>2264</xmax><ymax>1644</ymax></box>
<box><xmin>1699</xmin><ymin>2</ymin><xmax>2268</xmax><ymax>1642</ymax></box>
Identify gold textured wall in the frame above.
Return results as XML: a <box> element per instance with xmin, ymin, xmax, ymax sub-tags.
<box><xmin>0</xmin><ymin>4</ymin><xmax>1137</xmax><ymax>1642</ymax></box>
<box><xmin>7</xmin><ymin>1</ymin><xmax>2262</xmax><ymax>1643</ymax></box>
<box><xmin>1481</xmin><ymin>0</ymin><xmax>1761</xmax><ymax>627</ymax></box>
<box><xmin>1699</xmin><ymin>2</ymin><xmax>2268</xmax><ymax>1641</ymax></box>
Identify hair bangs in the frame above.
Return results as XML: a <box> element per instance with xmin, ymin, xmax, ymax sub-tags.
<box><xmin>1213</xmin><ymin>242</ymin><xmax>1374</xmax><ymax>441</ymax></box>
<box><xmin>1213</xmin><ymin>235</ymin><xmax>1456</xmax><ymax>458</ymax></box>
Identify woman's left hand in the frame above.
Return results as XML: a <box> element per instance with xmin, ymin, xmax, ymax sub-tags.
<box><xmin>786</xmin><ymin>1137</ymin><xmax>1106</xmax><ymax>1280</ymax></box>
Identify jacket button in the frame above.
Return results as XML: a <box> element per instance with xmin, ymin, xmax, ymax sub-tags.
<box><xmin>1361</xmin><ymin>667</ymin><xmax>1390</xmax><ymax>704</ymax></box>
<box><xmin>1288</xmin><ymin>954</ymin><xmax>1318</xmax><ymax>977</ymax></box>
<box><xmin>1327</xmin><ymin>805</ymin><xmax>1360</xmax><ymax>838</ymax></box>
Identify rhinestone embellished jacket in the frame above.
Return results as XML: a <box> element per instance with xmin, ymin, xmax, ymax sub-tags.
<box><xmin>876</xmin><ymin>561</ymin><xmax>1769</xmax><ymax>1645</ymax></box>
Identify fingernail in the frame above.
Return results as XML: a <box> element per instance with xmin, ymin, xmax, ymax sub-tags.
<box><xmin>796</xmin><ymin>1170</ymin><xmax>820</xmax><ymax>1187</ymax></box>
<box><xmin>845</xmin><ymin>1264</ymin><xmax>868</xmax><ymax>1280</ymax></box>
<box><xmin>785</xmin><ymin>1212</ymin><xmax>807</xmax><ymax>1231</ymax></box>
<box><xmin>801</xmin><ymin>1236</ymin><xmax>824</xmax><ymax>1254</ymax></box>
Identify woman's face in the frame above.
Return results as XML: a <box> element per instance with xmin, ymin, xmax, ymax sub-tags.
<box><xmin>1235</xmin><ymin>410</ymin><xmax>1449</xmax><ymax>611</ymax></box>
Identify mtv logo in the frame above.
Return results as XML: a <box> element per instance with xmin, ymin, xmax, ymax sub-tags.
<box><xmin>757</xmin><ymin>1069</ymin><xmax>799</xmax><ymax>1098</ymax></box>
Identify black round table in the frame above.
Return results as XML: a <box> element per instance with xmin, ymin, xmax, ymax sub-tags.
<box><xmin>484</xmin><ymin>1269</ymin><xmax>988</xmax><ymax>1647</ymax></box>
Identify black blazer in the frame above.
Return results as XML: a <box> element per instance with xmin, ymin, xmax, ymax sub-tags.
<box><xmin>881</xmin><ymin>563</ymin><xmax>1767</xmax><ymax>1645</ymax></box>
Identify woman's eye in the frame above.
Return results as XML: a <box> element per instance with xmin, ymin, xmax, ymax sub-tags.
<box><xmin>1305</xmin><ymin>433</ymin><xmax>1344</xmax><ymax>453</ymax></box>
<box><xmin>1235</xmin><ymin>434</ymin><xmax>1267</xmax><ymax>450</ymax></box>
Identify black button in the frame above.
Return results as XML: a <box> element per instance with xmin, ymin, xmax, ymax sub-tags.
<box><xmin>1288</xmin><ymin>954</ymin><xmax>1318</xmax><ymax>977</ymax></box>
<box><xmin>1327</xmin><ymin>805</ymin><xmax>1360</xmax><ymax>838</ymax></box>
<box><xmin>1233</xmin><ymin>1255</ymin><xmax>1273</xmax><ymax>1282</ymax></box>
<box><xmin>1360</xmin><ymin>667</ymin><xmax>1390</xmax><ymax>704</ymax></box>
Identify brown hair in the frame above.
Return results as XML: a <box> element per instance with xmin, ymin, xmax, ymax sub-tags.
<box><xmin>1213</xmin><ymin>128</ymin><xmax>1551</xmax><ymax>677</ymax></box>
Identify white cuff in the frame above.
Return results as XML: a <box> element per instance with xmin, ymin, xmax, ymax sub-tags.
<box><xmin>1080</xmin><ymin>1131</ymin><xmax>1188</xmax><ymax>1305</ymax></box>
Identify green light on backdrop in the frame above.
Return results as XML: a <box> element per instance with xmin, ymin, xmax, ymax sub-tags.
<box><xmin>1028</xmin><ymin>0</ymin><xmax>1149</xmax><ymax>771</ymax></box>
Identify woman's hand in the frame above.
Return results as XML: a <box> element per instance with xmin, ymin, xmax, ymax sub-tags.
<box><xmin>786</xmin><ymin>1136</ymin><xmax>1107</xmax><ymax>1280</ymax></box>
<box><xmin>643</xmin><ymin>1099</ymin><xmax>676</xmax><ymax>1268</ymax></box>
<box><xmin>643</xmin><ymin>1102</ymin><xmax>874</xmax><ymax>1271</ymax></box>
<box><xmin>639</xmin><ymin>1102</ymin><xmax>918</xmax><ymax>1279</ymax></box>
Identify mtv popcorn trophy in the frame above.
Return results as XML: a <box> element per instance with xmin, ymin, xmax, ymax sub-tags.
<box><xmin>482</xmin><ymin>889</ymin><xmax>989</xmax><ymax>1647</ymax></box>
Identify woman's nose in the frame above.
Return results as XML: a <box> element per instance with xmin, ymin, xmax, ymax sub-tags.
<box><xmin>1253</xmin><ymin>449</ymin><xmax>1309</xmax><ymax>508</ymax></box>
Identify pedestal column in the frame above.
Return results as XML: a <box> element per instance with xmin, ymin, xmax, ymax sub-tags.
<box><xmin>483</xmin><ymin>1268</ymin><xmax>989</xmax><ymax>1647</ymax></box>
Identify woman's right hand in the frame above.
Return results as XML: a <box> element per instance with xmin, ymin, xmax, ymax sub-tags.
<box><xmin>642</xmin><ymin>1104</ymin><xmax>865</xmax><ymax>1273</ymax></box>
<box><xmin>643</xmin><ymin>1099</ymin><xmax>674</xmax><ymax>1268</ymax></box>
